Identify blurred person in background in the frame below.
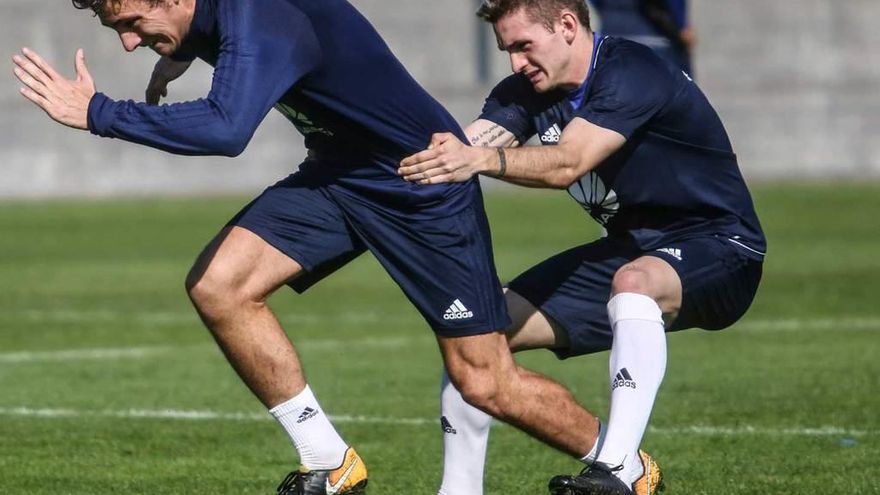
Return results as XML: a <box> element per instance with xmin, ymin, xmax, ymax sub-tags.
<box><xmin>591</xmin><ymin>0</ymin><xmax>695</xmax><ymax>75</ymax></box>
<box><xmin>11</xmin><ymin>0</ymin><xmax>626</xmax><ymax>493</ymax></box>
<box><xmin>399</xmin><ymin>0</ymin><xmax>763</xmax><ymax>493</ymax></box>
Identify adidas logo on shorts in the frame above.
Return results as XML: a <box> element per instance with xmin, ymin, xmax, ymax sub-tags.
<box><xmin>656</xmin><ymin>247</ymin><xmax>683</xmax><ymax>261</ymax></box>
<box><xmin>443</xmin><ymin>299</ymin><xmax>473</xmax><ymax>320</ymax></box>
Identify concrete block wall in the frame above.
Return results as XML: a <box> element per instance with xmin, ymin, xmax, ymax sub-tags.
<box><xmin>694</xmin><ymin>0</ymin><xmax>880</xmax><ymax>179</ymax></box>
<box><xmin>0</xmin><ymin>0</ymin><xmax>877</xmax><ymax>198</ymax></box>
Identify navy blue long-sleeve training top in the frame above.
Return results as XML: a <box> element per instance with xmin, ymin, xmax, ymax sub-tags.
<box><xmin>87</xmin><ymin>0</ymin><xmax>475</xmax><ymax>213</ymax></box>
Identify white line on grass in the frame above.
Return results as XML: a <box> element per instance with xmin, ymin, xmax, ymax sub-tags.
<box><xmin>0</xmin><ymin>406</ymin><xmax>874</xmax><ymax>437</ymax></box>
<box><xmin>0</xmin><ymin>337</ymin><xmax>427</xmax><ymax>363</ymax></box>
<box><xmin>2</xmin><ymin>316</ymin><xmax>877</xmax><ymax>364</ymax></box>
<box><xmin>0</xmin><ymin>406</ymin><xmax>433</xmax><ymax>426</ymax></box>
<box><xmin>8</xmin><ymin>309</ymin><xmax>407</xmax><ymax>325</ymax></box>
<box><xmin>734</xmin><ymin>317</ymin><xmax>880</xmax><ymax>333</ymax></box>
<box><xmin>647</xmin><ymin>425</ymin><xmax>875</xmax><ymax>437</ymax></box>
<box><xmin>7</xmin><ymin>309</ymin><xmax>880</xmax><ymax>333</ymax></box>
<box><xmin>0</xmin><ymin>346</ymin><xmax>173</xmax><ymax>363</ymax></box>
<box><xmin>3</xmin><ymin>315</ymin><xmax>877</xmax><ymax>364</ymax></box>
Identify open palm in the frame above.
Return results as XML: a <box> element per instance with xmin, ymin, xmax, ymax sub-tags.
<box><xmin>13</xmin><ymin>47</ymin><xmax>96</xmax><ymax>130</ymax></box>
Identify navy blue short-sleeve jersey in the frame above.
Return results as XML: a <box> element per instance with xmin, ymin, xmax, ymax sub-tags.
<box><xmin>480</xmin><ymin>35</ymin><xmax>765</xmax><ymax>257</ymax></box>
<box><xmin>87</xmin><ymin>0</ymin><xmax>474</xmax><ymax>215</ymax></box>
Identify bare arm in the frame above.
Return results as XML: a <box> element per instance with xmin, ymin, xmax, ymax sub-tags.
<box><xmin>399</xmin><ymin>117</ymin><xmax>626</xmax><ymax>189</ymax></box>
<box><xmin>465</xmin><ymin>119</ymin><xmax>520</xmax><ymax>148</ymax></box>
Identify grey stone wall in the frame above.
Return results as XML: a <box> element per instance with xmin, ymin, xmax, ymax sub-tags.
<box><xmin>0</xmin><ymin>0</ymin><xmax>877</xmax><ymax>198</ymax></box>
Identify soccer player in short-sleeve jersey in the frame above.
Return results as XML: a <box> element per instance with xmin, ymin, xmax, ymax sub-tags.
<box><xmin>400</xmin><ymin>1</ymin><xmax>764</xmax><ymax>494</ymax></box>
<box><xmin>14</xmin><ymin>0</ymin><xmax>624</xmax><ymax>492</ymax></box>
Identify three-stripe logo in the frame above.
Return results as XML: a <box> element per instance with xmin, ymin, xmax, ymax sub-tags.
<box><xmin>540</xmin><ymin>123</ymin><xmax>562</xmax><ymax>143</ymax></box>
<box><xmin>443</xmin><ymin>299</ymin><xmax>473</xmax><ymax>320</ymax></box>
<box><xmin>612</xmin><ymin>368</ymin><xmax>637</xmax><ymax>389</ymax></box>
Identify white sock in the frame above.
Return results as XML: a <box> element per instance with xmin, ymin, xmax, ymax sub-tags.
<box><xmin>596</xmin><ymin>293</ymin><xmax>667</xmax><ymax>484</ymax></box>
<box><xmin>438</xmin><ymin>370</ymin><xmax>492</xmax><ymax>495</ymax></box>
<box><xmin>579</xmin><ymin>419</ymin><xmax>607</xmax><ymax>464</ymax></box>
<box><xmin>269</xmin><ymin>385</ymin><xmax>348</xmax><ymax>470</ymax></box>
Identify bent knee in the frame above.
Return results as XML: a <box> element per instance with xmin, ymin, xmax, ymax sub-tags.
<box><xmin>611</xmin><ymin>265</ymin><xmax>652</xmax><ymax>295</ymax></box>
<box><xmin>457</xmin><ymin>377</ymin><xmax>503</xmax><ymax>415</ymax></box>
<box><xmin>447</xmin><ymin>367</ymin><xmax>513</xmax><ymax>417</ymax></box>
<box><xmin>186</xmin><ymin>263</ymin><xmax>254</xmax><ymax>315</ymax></box>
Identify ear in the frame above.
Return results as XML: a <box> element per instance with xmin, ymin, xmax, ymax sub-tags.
<box><xmin>560</xmin><ymin>11</ymin><xmax>579</xmax><ymax>44</ymax></box>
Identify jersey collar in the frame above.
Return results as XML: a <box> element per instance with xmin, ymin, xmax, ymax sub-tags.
<box><xmin>568</xmin><ymin>32</ymin><xmax>607</xmax><ymax>109</ymax></box>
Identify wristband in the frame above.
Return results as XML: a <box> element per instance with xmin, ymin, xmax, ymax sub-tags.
<box><xmin>496</xmin><ymin>148</ymin><xmax>507</xmax><ymax>177</ymax></box>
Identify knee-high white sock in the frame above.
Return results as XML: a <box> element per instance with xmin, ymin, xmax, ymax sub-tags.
<box><xmin>438</xmin><ymin>370</ymin><xmax>492</xmax><ymax>495</ymax></box>
<box><xmin>269</xmin><ymin>384</ymin><xmax>349</xmax><ymax>470</ymax></box>
<box><xmin>596</xmin><ymin>293</ymin><xmax>667</xmax><ymax>483</ymax></box>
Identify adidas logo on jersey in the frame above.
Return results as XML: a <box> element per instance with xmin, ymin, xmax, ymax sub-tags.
<box><xmin>440</xmin><ymin>416</ymin><xmax>457</xmax><ymax>435</ymax></box>
<box><xmin>443</xmin><ymin>299</ymin><xmax>473</xmax><ymax>320</ymax></box>
<box><xmin>296</xmin><ymin>407</ymin><xmax>319</xmax><ymax>423</ymax></box>
<box><xmin>612</xmin><ymin>368</ymin><xmax>637</xmax><ymax>390</ymax></box>
<box><xmin>656</xmin><ymin>247</ymin><xmax>683</xmax><ymax>261</ymax></box>
<box><xmin>540</xmin><ymin>124</ymin><xmax>562</xmax><ymax>143</ymax></box>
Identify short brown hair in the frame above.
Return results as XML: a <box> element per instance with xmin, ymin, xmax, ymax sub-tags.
<box><xmin>477</xmin><ymin>0</ymin><xmax>591</xmax><ymax>31</ymax></box>
<box><xmin>71</xmin><ymin>0</ymin><xmax>162</xmax><ymax>16</ymax></box>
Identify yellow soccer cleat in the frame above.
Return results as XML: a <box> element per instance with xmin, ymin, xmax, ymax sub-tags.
<box><xmin>276</xmin><ymin>447</ymin><xmax>368</xmax><ymax>495</ymax></box>
<box><xmin>548</xmin><ymin>450</ymin><xmax>664</xmax><ymax>495</ymax></box>
<box><xmin>632</xmin><ymin>450</ymin><xmax>664</xmax><ymax>495</ymax></box>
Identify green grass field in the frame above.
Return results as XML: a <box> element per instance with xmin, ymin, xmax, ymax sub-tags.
<box><xmin>1</xmin><ymin>183</ymin><xmax>878</xmax><ymax>494</ymax></box>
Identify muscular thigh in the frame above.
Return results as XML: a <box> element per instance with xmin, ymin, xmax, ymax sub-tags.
<box><xmin>504</xmin><ymin>289</ymin><xmax>570</xmax><ymax>352</ymax></box>
<box><xmin>226</xmin><ymin>172</ymin><xmax>368</xmax><ymax>294</ymax></box>
<box><xmin>437</xmin><ymin>331</ymin><xmax>516</xmax><ymax>390</ymax></box>
<box><xmin>508</xmin><ymin>237</ymin><xmax>639</xmax><ymax>359</ymax></box>
<box><xmin>188</xmin><ymin>226</ymin><xmax>305</xmax><ymax>301</ymax></box>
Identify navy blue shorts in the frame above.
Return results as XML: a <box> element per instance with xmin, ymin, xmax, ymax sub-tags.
<box><xmin>229</xmin><ymin>170</ymin><xmax>510</xmax><ymax>337</ymax></box>
<box><xmin>508</xmin><ymin>235</ymin><xmax>763</xmax><ymax>359</ymax></box>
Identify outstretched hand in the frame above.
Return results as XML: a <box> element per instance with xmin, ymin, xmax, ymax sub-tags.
<box><xmin>399</xmin><ymin>132</ymin><xmax>492</xmax><ymax>185</ymax></box>
<box><xmin>12</xmin><ymin>47</ymin><xmax>95</xmax><ymax>130</ymax></box>
<box><xmin>146</xmin><ymin>57</ymin><xmax>192</xmax><ymax>105</ymax></box>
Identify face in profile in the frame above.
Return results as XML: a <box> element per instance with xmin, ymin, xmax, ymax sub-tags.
<box><xmin>98</xmin><ymin>0</ymin><xmax>191</xmax><ymax>56</ymax></box>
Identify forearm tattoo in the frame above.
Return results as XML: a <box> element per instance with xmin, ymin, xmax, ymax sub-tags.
<box><xmin>469</xmin><ymin>124</ymin><xmax>509</xmax><ymax>147</ymax></box>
